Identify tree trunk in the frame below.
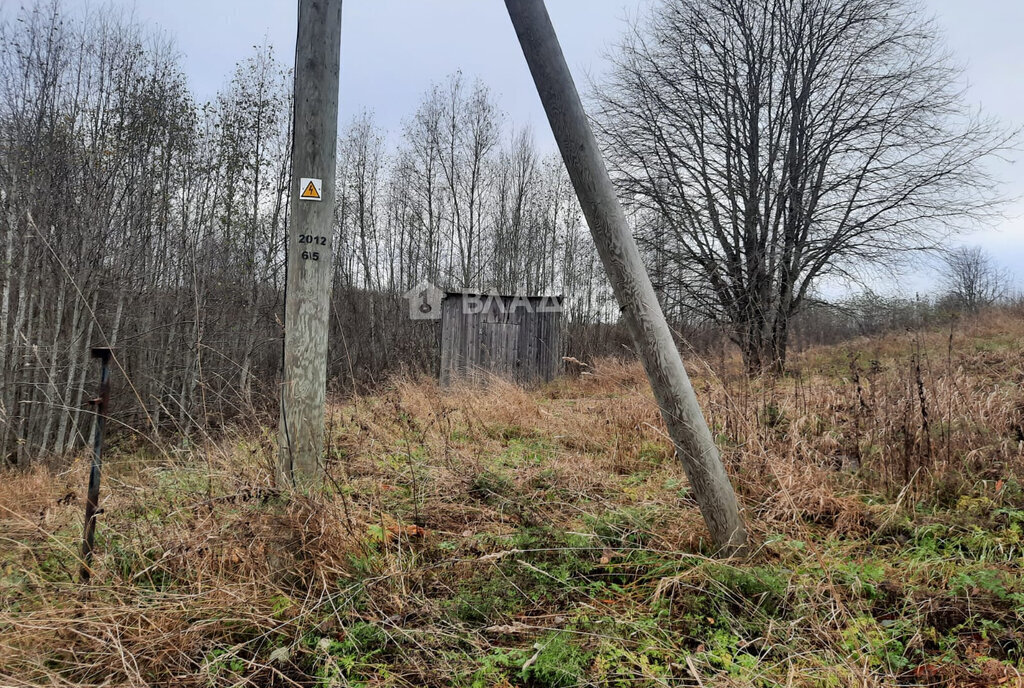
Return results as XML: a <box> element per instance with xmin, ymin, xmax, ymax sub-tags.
<box><xmin>62</xmin><ymin>290</ymin><xmax>99</xmax><ymax>453</ymax></box>
<box><xmin>16</xmin><ymin>291</ymin><xmax>40</xmax><ymax>466</ymax></box>
<box><xmin>0</xmin><ymin>205</ymin><xmax>13</xmax><ymax>461</ymax></box>
<box><xmin>2</xmin><ymin>234</ymin><xmax>30</xmax><ymax>462</ymax></box>
<box><xmin>769</xmin><ymin>313</ymin><xmax>791</xmax><ymax>376</ymax></box>
<box><xmin>53</xmin><ymin>283</ymin><xmax>85</xmax><ymax>454</ymax></box>
<box><xmin>151</xmin><ymin>314</ymin><xmax>179</xmax><ymax>430</ymax></box>
<box><xmin>39</xmin><ymin>281</ymin><xmax>67</xmax><ymax>453</ymax></box>
<box><xmin>0</xmin><ymin>204</ymin><xmax>13</xmax><ymax>400</ymax></box>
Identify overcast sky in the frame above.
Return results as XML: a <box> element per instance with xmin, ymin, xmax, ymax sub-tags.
<box><xmin>51</xmin><ymin>1</ymin><xmax>1024</xmax><ymax>292</ymax></box>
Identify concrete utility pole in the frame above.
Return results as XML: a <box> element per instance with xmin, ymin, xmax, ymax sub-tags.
<box><xmin>279</xmin><ymin>0</ymin><xmax>343</xmax><ymax>486</ymax></box>
<box><xmin>505</xmin><ymin>0</ymin><xmax>748</xmax><ymax>556</ymax></box>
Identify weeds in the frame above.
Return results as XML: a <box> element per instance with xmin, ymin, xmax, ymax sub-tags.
<box><xmin>2</xmin><ymin>312</ymin><xmax>1024</xmax><ymax>685</ymax></box>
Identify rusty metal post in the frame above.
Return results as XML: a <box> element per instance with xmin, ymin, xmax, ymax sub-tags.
<box><xmin>80</xmin><ymin>347</ymin><xmax>112</xmax><ymax>583</ymax></box>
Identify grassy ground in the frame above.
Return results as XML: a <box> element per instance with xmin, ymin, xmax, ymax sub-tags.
<box><xmin>2</xmin><ymin>311</ymin><xmax>1024</xmax><ymax>687</ymax></box>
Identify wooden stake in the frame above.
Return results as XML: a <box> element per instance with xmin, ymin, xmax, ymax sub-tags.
<box><xmin>279</xmin><ymin>0</ymin><xmax>343</xmax><ymax>486</ymax></box>
<box><xmin>504</xmin><ymin>0</ymin><xmax>748</xmax><ymax>555</ymax></box>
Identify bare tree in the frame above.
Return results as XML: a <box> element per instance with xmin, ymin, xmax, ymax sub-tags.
<box><xmin>336</xmin><ymin>113</ymin><xmax>386</xmax><ymax>291</ymax></box>
<box><xmin>434</xmin><ymin>75</ymin><xmax>501</xmax><ymax>288</ymax></box>
<box><xmin>941</xmin><ymin>246</ymin><xmax>1011</xmax><ymax>312</ymax></box>
<box><xmin>0</xmin><ymin>1</ymin><xmax>629</xmax><ymax>460</ymax></box>
<box><xmin>492</xmin><ymin>127</ymin><xmax>538</xmax><ymax>293</ymax></box>
<box><xmin>594</xmin><ymin>0</ymin><xmax>1015</xmax><ymax>373</ymax></box>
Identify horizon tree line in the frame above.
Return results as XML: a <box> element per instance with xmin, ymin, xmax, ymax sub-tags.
<box><xmin>0</xmin><ymin>1</ymin><xmax>616</xmax><ymax>463</ymax></box>
<box><xmin>0</xmin><ymin>0</ymin><xmax>1014</xmax><ymax>463</ymax></box>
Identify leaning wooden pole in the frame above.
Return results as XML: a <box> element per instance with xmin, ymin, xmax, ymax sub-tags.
<box><xmin>279</xmin><ymin>0</ymin><xmax>343</xmax><ymax>486</ymax></box>
<box><xmin>505</xmin><ymin>0</ymin><xmax>748</xmax><ymax>555</ymax></box>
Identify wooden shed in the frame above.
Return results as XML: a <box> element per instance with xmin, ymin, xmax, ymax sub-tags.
<box><xmin>439</xmin><ymin>291</ymin><xmax>563</xmax><ymax>386</ymax></box>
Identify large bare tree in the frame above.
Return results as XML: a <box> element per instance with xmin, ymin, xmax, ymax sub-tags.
<box><xmin>594</xmin><ymin>0</ymin><xmax>1015</xmax><ymax>373</ymax></box>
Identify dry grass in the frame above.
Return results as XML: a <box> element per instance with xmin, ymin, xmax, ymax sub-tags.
<box><xmin>2</xmin><ymin>310</ymin><xmax>1024</xmax><ymax>686</ymax></box>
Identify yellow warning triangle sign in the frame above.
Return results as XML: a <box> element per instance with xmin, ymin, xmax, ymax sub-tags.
<box><xmin>300</xmin><ymin>180</ymin><xmax>321</xmax><ymax>199</ymax></box>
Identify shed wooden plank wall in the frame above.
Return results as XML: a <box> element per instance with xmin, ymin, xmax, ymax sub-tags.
<box><xmin>439</xmin><ymin>293</ymin><xmax>563</xmax><ymax>386</ymax></box>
